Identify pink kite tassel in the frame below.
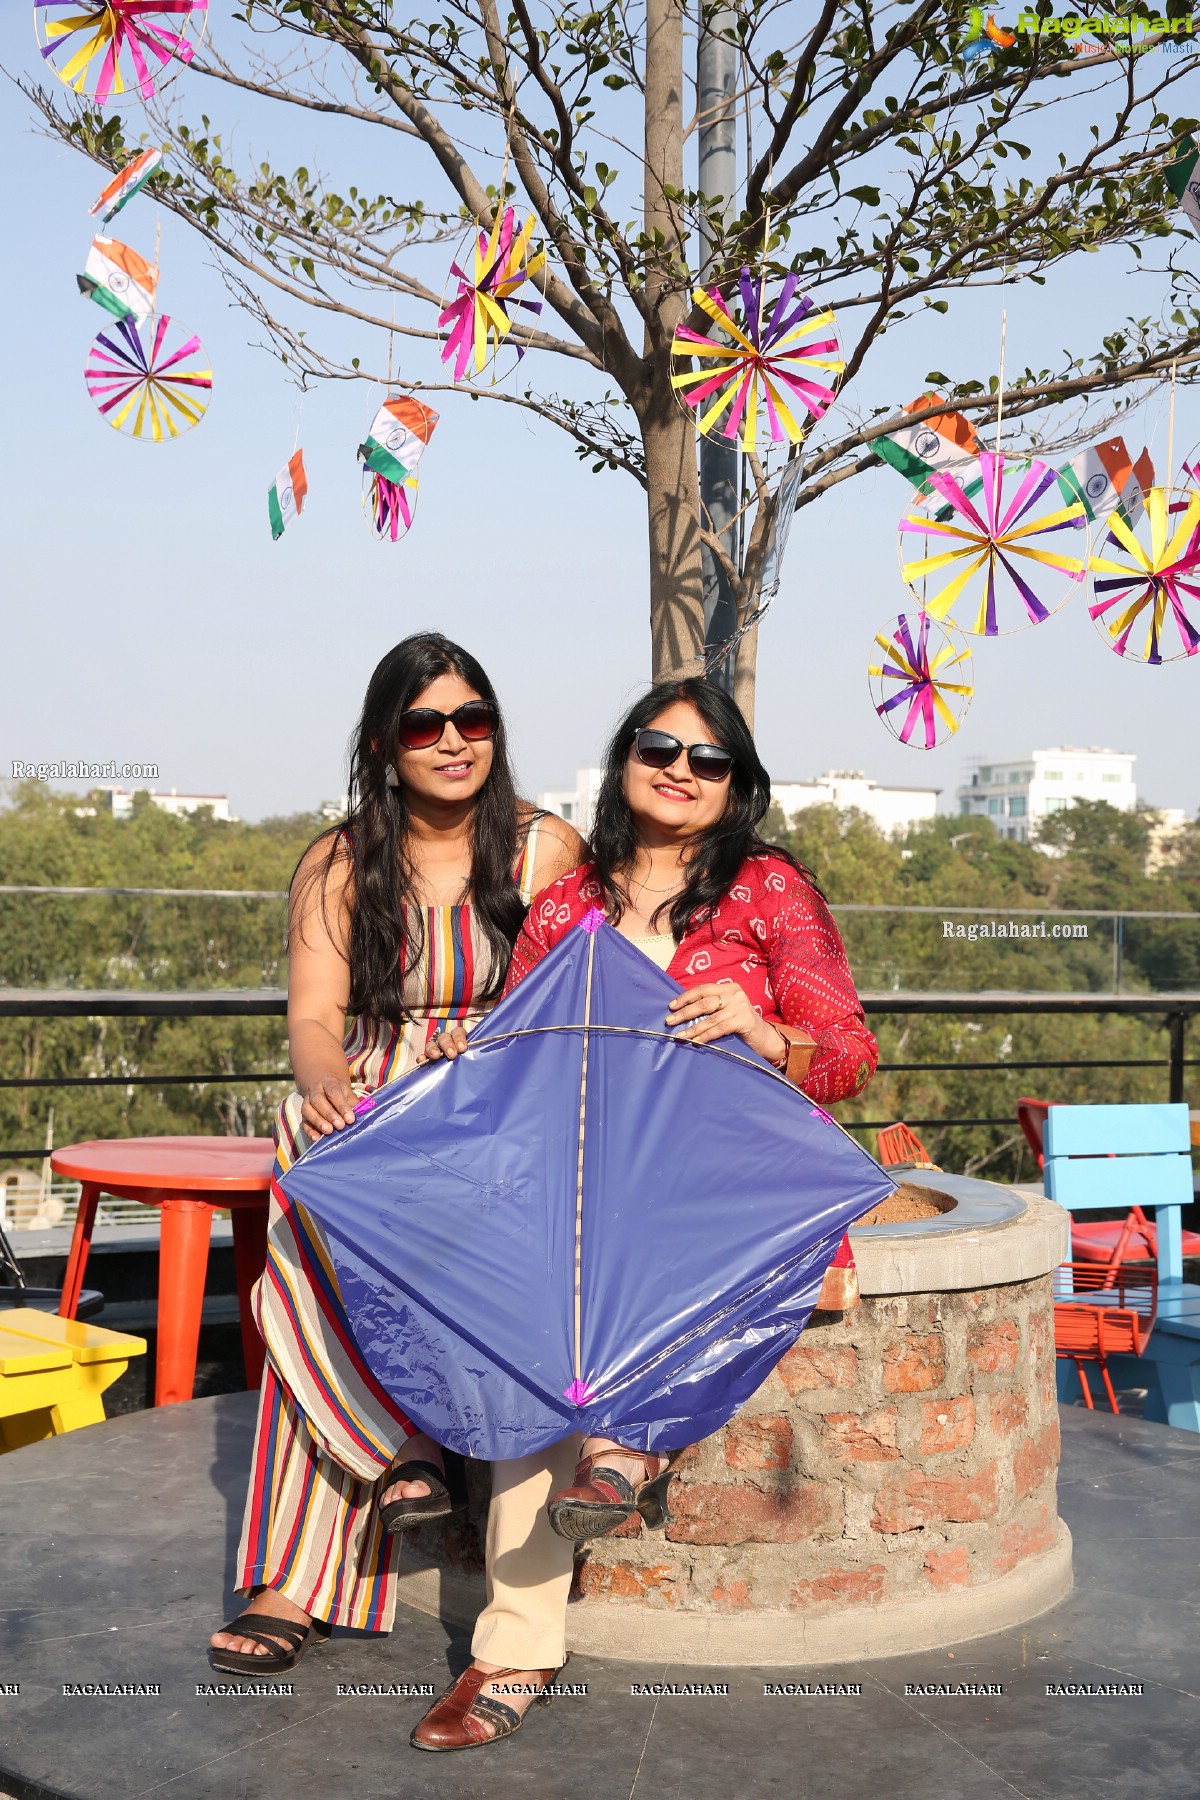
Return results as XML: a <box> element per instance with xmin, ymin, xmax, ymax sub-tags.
<box><xmin>563</xmin><ymin>1378</ymin><xmax>597</xmax><ymax>1406</ymax></box>
<box><xmin>579</xmin><ymin>907</ymin><xmax>606</xmax><ymax>933</ymax></box>
<box><xmin>353</xmin><ymin>1095</ymin><xmax>376</xmax><ymax>1116</ymax></box>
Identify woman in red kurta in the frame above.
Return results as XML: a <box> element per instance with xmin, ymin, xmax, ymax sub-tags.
<box><xmin>411</xmin><ymin>674</ymin><xmax>876</xmax><ymax>1753</ymax></box>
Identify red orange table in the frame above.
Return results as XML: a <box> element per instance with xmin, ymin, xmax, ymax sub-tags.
<box><xmin>51</xmin><ymin>1137</ymin><xmax>275</xmax><ymax>1407</ymax></box>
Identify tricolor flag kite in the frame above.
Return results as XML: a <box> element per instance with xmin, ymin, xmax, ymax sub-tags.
<box><xmin>358</xmin><ymin>395</ymin><xmax>440</xmax><ymax>483</ymax></box>
<box><xmin>76</xmin><ymin>236</ymin><xmax>159</xmax><ymax>328</ymax></box>
<box><xmin>1057</xmin><ymin>437</ymin><xmax>1152</xmax><ymax>528</ymax></box>
<box><xmin>876</xmin><ymin>394</ymin><xmax>981</xmax><ymax>489</ymax></box>
<box><xmin>1167</xmin><ymin>134</ymin><xmax>1200</xmax><ymax>239</ymax></box>
<box><xmin>268</xmin><ymin>451</ymin><xmax>308</xmax><ymax>541</ymax></box>
<box><xmin>89</xmin><ymin>148</ymin><xmax>164</xmax><ymax>225</ymax></box>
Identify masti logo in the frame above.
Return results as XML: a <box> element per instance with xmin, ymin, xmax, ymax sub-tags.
<box><xmin>963</xmin><ymin>7</ymin><xmax>1017</xmax><ymax>57</ymax></box>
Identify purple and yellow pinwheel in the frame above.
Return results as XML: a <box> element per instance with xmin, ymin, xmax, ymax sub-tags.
<box><xmin>898</xmin><ymin>451</ymin><xmax>1089</xmax><ymax>635</ymax></box>
<box><xmin>670</xmin><ymin>270</ymin><xmax>842</xmax><ymax>453</ymax></box>
<box><xmin>84</xmin><ymin>313</ymin><xmax>211</xmax><ymax>440</ymax></box>
<box><xmin>438</xmin><ymin>209</ymin><xmax>547</xmax><ymax>383</ymax></box>
<box><xmin>35</xmin><ymin>1</ymin><xmax>207</xmax><ymax>105</ymax></box>
<box><xmin>1088</xmin><ymin>484</ymin><xmax>1200</xmax><ymax>663</ymax></box>
<box><xmin>868</xmin><ymin>610</ymin><xmax>973</xmax><ymax>750</ymax></box>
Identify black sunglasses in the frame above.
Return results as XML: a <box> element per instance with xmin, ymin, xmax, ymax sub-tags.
<box><xmin>396</xmin><ymin>699</ymin><xmax>500</xmax><ymax>751</ymax></box>
<box><xmin>633</xmin><ymin>727</ymin><xmax>734</xmax><ymax>782</ymax></box>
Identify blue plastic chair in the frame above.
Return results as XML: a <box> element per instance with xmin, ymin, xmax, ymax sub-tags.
<box><xmin>1044</xmin><ymin>1103</ymin><xmax>1200</xmax><ymax>1432</ymax></box>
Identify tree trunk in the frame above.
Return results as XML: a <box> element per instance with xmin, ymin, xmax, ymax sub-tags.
<box><xmin>732</xmin><ymin>617</ymin><xmax>758</xmax><ymax>731</ymax></box>
<box><xmin>644</xmin><ymin>391</ymin><xmax>706</xmax><ymax>682</ymax></box>
<box><xmin>643</xmin><ymin>0</ymin><xmax>705</xmax><ymax>683</ymax></box>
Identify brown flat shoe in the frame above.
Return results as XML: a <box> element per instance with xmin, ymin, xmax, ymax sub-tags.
<box><xmin>410</xmin><ymin>1659</ymin><xmax>565</xmax><ymax>1752</ymax></box>
<box><xmin>546</xmin><ymin>1448</ymin><xmax>674</xmax><ymax>1542</ymax></box>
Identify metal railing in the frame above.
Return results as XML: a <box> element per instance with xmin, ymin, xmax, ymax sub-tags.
<box><xmin>0</xmin><ymin>988</ymin><xmax>1197</xmax><ymax>1160</ymax></box>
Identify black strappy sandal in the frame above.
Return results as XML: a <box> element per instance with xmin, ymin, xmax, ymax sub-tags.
<box><xmin>209</xmin><ymin>1610</ymin><xmax>331</xmax><ymax>1677</ymax></box>
<box><xmin>378</xmin><ymin>1446</ymin><xmax>468</xmax><ymax>1533</ymax></box>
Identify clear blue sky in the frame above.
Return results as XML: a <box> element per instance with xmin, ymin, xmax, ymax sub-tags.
<box><xmin>2</xmin><ymin>9</ymin><xmax>1198</xmax><ymax>822</ymax></box>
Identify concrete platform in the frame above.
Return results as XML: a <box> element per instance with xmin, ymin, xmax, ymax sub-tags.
<box><xmin>0</xmin><ymin>1395</ymin><xmax>1197</xmax><ymax>1800</ymax></box>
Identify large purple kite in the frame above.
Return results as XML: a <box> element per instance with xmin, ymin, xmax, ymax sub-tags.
<box><xmin>277</xmin><ymin>913</ymin><xmax>894</xmax><ymax>1459</ymax></box>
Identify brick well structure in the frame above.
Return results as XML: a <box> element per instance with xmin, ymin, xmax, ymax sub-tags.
<box><xmin>396</xmin><ymin>1182</ymin><xmax>1073</xmax><ymax>1663</ymax></box>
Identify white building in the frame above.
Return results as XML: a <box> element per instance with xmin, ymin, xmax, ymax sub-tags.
<box><xmin>103</xmin><ymin>786</ymin><xmax>236</xmax><ymax>822</ymax></box>
<box><xmin>956</xmin><ymin>747</ymin><xmax>1136</xmax><ymax>844</ymax></box>
<box><xmin>538</xmin><ymin>767</ymin><xmax>605</xmax><ymax>839</ymax></box>
<box><xmin>771</xmin><ymin>771</ymin><xmax>939</xmax><ymax>838</ymax></box>
<box><xmin>538</xmin><ymin>767</ymin><xmax>939</xmax><ymax>841</ymax></box>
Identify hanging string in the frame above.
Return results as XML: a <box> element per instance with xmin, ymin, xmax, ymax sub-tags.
<box><xmin>1166</xmin><ymin>357</ymin><xmax>1178</xmax><ymax>492</ymax></box>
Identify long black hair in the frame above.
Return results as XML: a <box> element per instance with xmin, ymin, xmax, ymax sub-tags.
<box><xmin>294</xmin><ymin>633</ymin><xmax>526</xmax><ymax>1021</ymax></box>
<box><xmin>589</xmin><ymin>677</ymin><xmax>819</xmax><ymax>940</ymax></box>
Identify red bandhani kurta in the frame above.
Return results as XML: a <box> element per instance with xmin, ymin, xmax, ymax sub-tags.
<box><xmin>504</xmin><ymin>853</ymin><xmax>877</xmax><ymax>1106</ymax></box>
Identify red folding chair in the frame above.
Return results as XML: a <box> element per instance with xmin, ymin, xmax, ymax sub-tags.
<box><xmin>875</xmin><ymin>1123</ymin><xmax>939</xmax><ymax>1171</ymax></box>
<box><xmin>1016</xmin><ymin>1097</ymin><xmax>1052</xmax><ymax>1171</ymax></box>
<box><xmin>1052</xmin><ymin>1261</ymin><xmax>1157</xmax><ymax>1413</ymax></box>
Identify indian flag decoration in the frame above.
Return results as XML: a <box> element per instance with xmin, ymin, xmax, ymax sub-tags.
<box><xmin>268</xmin><ymin>451</ymin><xmax>308</xmax><ymax>541</ymax></box>
<box><xmin>876</xmin><ymin>394</ymin><xmax>981</xmax><ymax>490</ymax></box>
<box><xmin>89</xmin><ymin>147</ymin><xmax>164</xmax><ymax>224</ymax></box>
<box><xmin>1058</xmin><ymin>437</ymin><xmax>1152</xmax><ymax>528</ymax></box>
<box><xmin>358</xmin><ymin>395</ymin><xmax>439</xmax><ymax>542</ymax></box>
<box><xmin>77</xmin><ymin>236</ymin><xmax>158</xmax><ymax>328</ymax></box>
<box><xmin>1167</xmin><ymin>134</ymin><xmax>1200</xmax><ymax>239</ymax></box>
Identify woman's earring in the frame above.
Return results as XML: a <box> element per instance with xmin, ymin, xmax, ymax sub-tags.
<box><xmin>385</xmin><ymin>764</ymin><xmax>400</xmax><ymax>788</ymax></box>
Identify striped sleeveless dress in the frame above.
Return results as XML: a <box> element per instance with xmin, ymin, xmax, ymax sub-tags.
<box><xmin>235</xmin><ymin>827</ymin><xmax>541</xmax><ymax>1632</ymax></box>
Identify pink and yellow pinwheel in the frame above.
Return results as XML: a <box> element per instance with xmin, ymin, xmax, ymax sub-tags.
<box><xmin>670</xmin><ymin>270</ymin><xmax>842</xmax><ymax>453</ymax></box>
<box><xmin>35</xmin><ymin>2</ymin><xmax>208</xmax><ymax>105</ymax></box>
<box><xmin>439</xmin><ymin>209</ymin><xmax>547</xmax><ymax>382</ymax></box>
<box><xmin>898</xmin><ymin>450</ymin><xmax>1089</xmax><ymax>635</ymax></box>
<box><xmin>84</xmin><ymin>313</ymin><xmax>211</xmax><ymax>440</ymax></box>
<box><xmin>364</xmin><ymin>470</ymin><xmax>418</xmax><ymax>542</ymax></box>
<box><xmin>868</xmin><ymin>611</ymin><xmax>974</xmax><ymax>749</ymax></box>
<box><xmin>1088</xmin><ymin>484</ymin><xmax>1200</xmax><ymax>663</ymax></box>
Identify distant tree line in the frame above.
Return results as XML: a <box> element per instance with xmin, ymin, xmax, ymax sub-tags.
<box><xmin>1</xmin><ymin>782</ymin><xmax>1197</xmax><ymax>1182</ymax></box>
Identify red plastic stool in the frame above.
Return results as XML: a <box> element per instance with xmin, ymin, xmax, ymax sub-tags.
<box><xmin>52</xmin><ymin>1137</ymin><xmax>274</xmax><ymax>1407</ymax></box>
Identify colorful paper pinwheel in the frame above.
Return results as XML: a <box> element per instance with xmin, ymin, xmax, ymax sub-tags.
<box><xmin>868</xmin><ymin>611</ymin><xmax>974</xmax><ymax>749</ymax></box>
<box><xmin>438</xmin><ymin>209</ymin><xmax>547</xmax><ymax>382</ymax></box>
<box><xmin>1088</xmin><ymin>484</ymin><xmax>1200</xmax><ymax>663</ymax></box>
<box><xmin>670</xmin><ymin>270</ymin><xmax>843</xmax><ymax>454</ymax></box>
<box><xmin>898</xmin><ymin>451</ymin><xmax>1089</xmax><ymax>635</ymax></box>
<box><xmin>35</xmin><ymin>2</ymin><xmax>208</xmax><ymax>105</ymax></box>
<box><xmin>364</xmin><ymin>469</ymin><xmax>418</xmax><ymax>542</ymax></box>
<box><xmin>84</xmin><ymin>313</ymin><xmax>211</xmax><ymax>440</ymax></box>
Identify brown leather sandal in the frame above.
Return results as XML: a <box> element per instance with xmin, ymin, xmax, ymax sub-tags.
<box><xmin>546</xmin><ymin>1448</ymin><xmax>675</xmax><ymax>1542</ymax></box>
<box><xmin>410</xmin><ymin>1658</ymin><xmax>567</xmax><ymax>1752</ymax></box>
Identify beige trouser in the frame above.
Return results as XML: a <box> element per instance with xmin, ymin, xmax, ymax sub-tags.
<box><xmin>472</xmin><ymin>1435</ymin><xmax>581</xmax><ymax>1669</ymax></box>
<box><xmin>237</xmin><ymin>1359</ymin><xmax>580</xmax><ymax>1668</ymax></box>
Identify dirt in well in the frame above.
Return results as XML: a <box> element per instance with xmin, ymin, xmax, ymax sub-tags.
<box><xmin>856</xmin><ymin>1181</ymin><xmax>957</xmax><ymax>1226</ymax></box>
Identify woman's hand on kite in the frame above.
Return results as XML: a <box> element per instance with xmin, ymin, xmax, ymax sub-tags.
<box><xmin>666</xmin><ymin>983</ymin><xmax>786</xmax><ymax>1064</ymax></box>
<box><xmin>300</xmin><ymin>1076</ymin><xmax>359</xmax><ymax>1139</ymax></box>
<box><xmin>420</xmin><ymin>1025</ymin><xmax>471</xmax><ymax>1064</ymax></box>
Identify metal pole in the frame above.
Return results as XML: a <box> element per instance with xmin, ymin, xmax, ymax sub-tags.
<box><xmin>697</xmin><ymin>6</ymin><xmax>738</xmax><ymax>693</ymax></box>
<box><xmin>1167</xmin><ymin>1011</ymin><xmax>1186</xmax><ymax>1104</ymax></box>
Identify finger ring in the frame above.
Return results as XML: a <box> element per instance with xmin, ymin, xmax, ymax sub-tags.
<box><xmin>713</xmin><ymin>994</ymin><xmax>723</xmax><ymax>1010</ymax></box>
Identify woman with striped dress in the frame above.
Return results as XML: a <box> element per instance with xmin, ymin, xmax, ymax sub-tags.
<box><xmin>208</xmin><ymin>632</ymin><xmax>583</xmax><ymax>1671</ymax></box>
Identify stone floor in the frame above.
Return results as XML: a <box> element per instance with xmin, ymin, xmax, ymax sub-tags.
<box><xmin>0</xmin><ymin>1394</ymin><xmax>1197</xmax><ymax>1800</ymax></box>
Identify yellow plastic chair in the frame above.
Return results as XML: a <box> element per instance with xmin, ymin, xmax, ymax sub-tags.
<box><xmin>0</xmin><ymin>1308</ymin><xmax>146</xmax><ymax>1452</ymax></box>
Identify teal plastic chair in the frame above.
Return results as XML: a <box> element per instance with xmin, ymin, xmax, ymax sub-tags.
<box><xmin>1045</xmin><ymin>1103</ymin><xmax>1200</xmax><ymax>1432</ymax></box>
